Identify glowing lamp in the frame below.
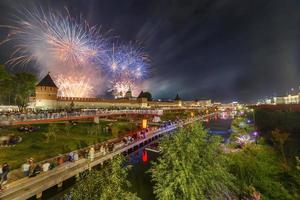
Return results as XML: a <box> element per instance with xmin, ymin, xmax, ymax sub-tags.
<box><xmin>142</xmin><ymin>119</ymin><xmax>147</xmax><ymax>129</ymax></box>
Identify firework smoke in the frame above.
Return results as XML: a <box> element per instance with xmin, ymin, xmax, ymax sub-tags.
<box><xmin>2</xmin><ymin>6</ymin><xmax>150</xmax><ymax>98</ymax></box>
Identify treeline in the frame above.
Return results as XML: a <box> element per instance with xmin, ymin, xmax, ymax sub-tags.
<box><xmin>255</xmin><ymin>108</ymin><xmax>300</xmax><ymax>156</ymax></box>
<box><xmin>69</xmin><ymin>124</ymin><xmax>300</xmax><ymax>200</ymax></box>
<box><xmin>0</xmin><ymin>65</ymin><xmax>36</xmax><ymax>107</ymax></box>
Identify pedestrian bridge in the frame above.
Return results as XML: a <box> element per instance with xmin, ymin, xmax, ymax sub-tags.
<box><xmin>0</xmin><ymin>109</ymin><xmax>164</xmax><ymax>125</ymax></box>
<box><xmin>0</xmin><ymin>113</ymin><xmax>216</xmax><ymax>200</ymax></box>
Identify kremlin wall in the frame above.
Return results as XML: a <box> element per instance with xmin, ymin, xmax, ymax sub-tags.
<box><xmin>30</xmin><ymin>74</ymin><xmax>211</xmax><ymax>109</ymax></box>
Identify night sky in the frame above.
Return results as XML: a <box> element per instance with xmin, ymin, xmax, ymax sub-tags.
<box><xmin>0</xmin><ymin>0</ymin><xmax>300</xmax><ymax>103</ymax></box>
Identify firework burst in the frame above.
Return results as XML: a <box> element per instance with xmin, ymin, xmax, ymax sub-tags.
<box><xmin>55</xmin><ymin>74</ymin><xmax>94</xmax><ymax>97</ymax></box>
<box><xmin>1</xmin><ymin>6</ymin><xmax>150</xmax><ymax>98</ymax></box>
<box><xmin>2</xmin><ymin>7</ymin><xmax>107</xmax><ymax>97</ymax></box>
<box><xmin>106</xmin><ymin>43</ymin><xmax>150</xmax><ymax>98</ymax></box>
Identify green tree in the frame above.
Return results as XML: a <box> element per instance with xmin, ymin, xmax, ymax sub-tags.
<box><xmin>271</xmin><ymin>129</ymin><xmax>289</xmax><ymax>166</ymax></box>
<box><xmin>13</xmin><ymin>72</ymin><xmax>37</xmax><ymax>107</ymax></box>
<box><xmin>138</xmin><ymin>91</ymin><xmax>152</xmax><ymax>101</ymax></box>
<box><xmin>150</xmin><ymin>124</ymin><xmax>236</xmax><ymax>200</ymax></box>
<box><xmin>228</xmin><ymin>145</ymin><xmax>292</xmax><ymax>200</ymax></box>
<box><xmin>0</xmin><ymin>65</ymin><xmax>14</xmax><ymax>104</ymax></box>
<box><xmin>69</xmin><ymin>155</ymin><xmax>140</xmax><ymax>200</ymax></box>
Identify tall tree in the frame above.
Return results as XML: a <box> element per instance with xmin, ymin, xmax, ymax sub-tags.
<box><xmin>0</xmin><ymin>65</ymin><xmax>13</xmax><ymax>104</ymax></box>
<box><xmin>271</xmin><ymin>129</ymin><xmax>289</xmax><ymax>166</ymax></box>
<box><xmin>228</xmin><ymin>145</ymin><xmax>292</xmax><ymax>200</ymax></box>
<box><xmin>69</xmin><ymin>155</ymin><xmax>140</xmax><ymax>200</ymax></box>
<box><xmin>13</xmin><ymin>72</ymin><xmax>37</xmax><ymax>107</ymax></box>
<box><xmin>138</xmin><ymin>91</ymin><xmax>152</xmax><ymax>101</ymax></box>
<box><xmin>150</xmin><ymin>124</ymin><xmax>236</xmax><ymax>200</ymax></box>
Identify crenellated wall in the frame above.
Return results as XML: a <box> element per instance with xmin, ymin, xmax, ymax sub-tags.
<box><xmin>33</xmin><ymin>84</ymin><xmax>210</xmax><ymax>109</ymax></box>
<box><xmin>56</xmin><ymin>97</ymin><xmax>148</xmax><ymax>109</ymax></box>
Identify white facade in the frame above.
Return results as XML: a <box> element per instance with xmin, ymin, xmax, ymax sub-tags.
<box><xmin>273</xmin><ymin>94</ymin><xmax>299</xmax><ymax>104</ymax></box>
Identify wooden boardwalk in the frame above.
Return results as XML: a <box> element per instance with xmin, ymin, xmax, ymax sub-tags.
<box><xmin>0</xmin><ymin>126</ymin><xmax>176</xmax><ymax>200</ymax></box>
<box><xmin>0</xmin><ymin>113</ymin><xmax>215</xmax><ymax>200</ymax></box>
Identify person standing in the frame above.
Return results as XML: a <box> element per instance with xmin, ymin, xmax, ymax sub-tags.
<box><xmin>31</xmin><ymin>164</ymin><xmax>42</xmax><ymax>177</ymax></box>
<box><xmin>100</xmin><ymin>145</ymin><xmax>105</xmax><ymax>155</ymax></box>
<box><xmin>22</xmin><ymin>161</ymin><xmax>30</xmax><ymax>177</ymax></box>
<box><xmin>73</xmin><ymin>151</ymin><xmax>79</xmax><ymax>162</ymax></box>
<box><xmin>1</xmin><ymin>163</ymin><xmax>9</xmax><ymax>185</ymax></box>
<box><xmin>42</xmin><ymin>162</ymin><xmax>50</xmax><ymax>172</ymax></box>
<box><xmin>28</xmin><ymin>158</ymin><xmax>34</xmax><ymax>176</ymax></box>
<box><xmin>0</xmin><ymin>163</ymin><xmax>3</xmax><ymax>190</ymax></box>
<box><xmin>88</xmin><ymin>147</ymin><xmax>95</xmax><ymax>162</ymax></box>
<box><xmin>67</xmin><ymin>152</ymin><xmax>74</xmax><ymax>162</ymax></box>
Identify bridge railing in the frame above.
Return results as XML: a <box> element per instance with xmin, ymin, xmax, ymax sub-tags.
<box><xmin>0</xmin><ymin>109</ymin><xmax>164</xmax><ymax>123</ymax></box>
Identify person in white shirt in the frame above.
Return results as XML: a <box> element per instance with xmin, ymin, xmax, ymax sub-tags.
<box><xmin>73</xmin><ymin>152</ymin><xmax>79</xmax><ymax>161</ymax></box>
<box><xmin>42</xmin><ymin>162</ymin><xmax>50</xmax><ymax>172</ymax></box>
<box><xmin>88</xmin><ymin>147</ymin><xmax>95</xmax><ymax>162</ymax></box>
<box><xmin>22</xmin><ymin>162</ymin><xmax>30</xmax><ymax>177</ymax></box>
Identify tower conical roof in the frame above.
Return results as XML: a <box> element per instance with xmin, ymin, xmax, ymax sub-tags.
<box><xmin>37</xmin><ymin>73</ymin><xmax>58</xmax><ymax>88</ymax></box>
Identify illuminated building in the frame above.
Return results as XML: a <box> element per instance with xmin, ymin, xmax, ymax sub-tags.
<box><xmin>273</xmin><ymin>94</ymin><xmax>299</xmax><ymax>104</ymax></box>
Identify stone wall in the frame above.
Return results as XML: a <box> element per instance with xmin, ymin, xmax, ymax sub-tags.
<box><xmin>35</xmin><ymin>86</ymin><xmax>58</xmax><ymax>101</ymax></box>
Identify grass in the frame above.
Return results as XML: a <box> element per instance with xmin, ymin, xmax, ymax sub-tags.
<box><xmin>160</xmin><ymin>111</ymin><xmax>190</xmax><ymax>121</ymax></box>
<box><xmin>0</xmin><ymin>120</ymin><xmax>138</xmax><ymax>169</ymax></box>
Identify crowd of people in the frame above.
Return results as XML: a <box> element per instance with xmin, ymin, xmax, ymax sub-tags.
<box><xmin>0</xmin><ymin>134</ymin><xmax>22</xmax><ymax>146</ymax></box>
<box><xmin>0</xmin><ymin>118</ymin><xmax>180</xmax><ymax>194</ymax></box>
<box><xmin>0</xmin><ymin>108</ymin><xmax>163</xmax><ymax>122</ymax></box>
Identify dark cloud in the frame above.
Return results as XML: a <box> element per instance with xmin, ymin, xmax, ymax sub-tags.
<box><xmin>0</xmin><ymin>0</ymin><xmax>300</xmax><ymax>102</ymax></box>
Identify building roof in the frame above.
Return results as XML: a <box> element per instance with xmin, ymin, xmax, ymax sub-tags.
<box><xmin>37</xmin><ymin>73</ymin><xmax>58</xmax><ymax>88</ymax></box>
